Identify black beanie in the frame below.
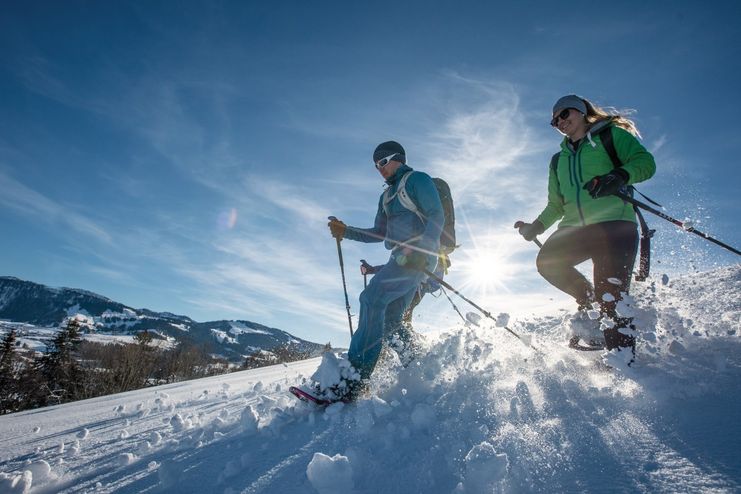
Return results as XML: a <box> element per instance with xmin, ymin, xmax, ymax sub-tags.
<box><xmin>373</xmin><ymin>141</ymin><xmax>406</xmax><ymax>164</ymax></box>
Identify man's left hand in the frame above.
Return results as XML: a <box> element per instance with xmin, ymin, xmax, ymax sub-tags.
<box><xmin>583</xmin><ymin>169</ymin><xmax>629</xmax><ymax>198</ymax></box>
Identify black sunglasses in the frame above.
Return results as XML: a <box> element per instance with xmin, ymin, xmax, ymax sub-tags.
<box><xmin>550</xmin><ymin>108</ymin><xmax>571</xmax><ymax>127</ymax></box>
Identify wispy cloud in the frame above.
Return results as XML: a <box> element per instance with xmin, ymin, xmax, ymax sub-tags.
<box><xmin>650</xmin><ymin>133</ymin><xmax>668</xmax><ymax>154</ymax></box>
<box><xmin>418</xmin><ymin>73</ymin><xmax>552</xmax><ymax>211</ymax></box>
<box><xmin>0</xmin><ymin>167</ymin><xmax>113</xmax><ymax>244</ymax></box>
<box><xmin>401</xmin><ymin>74</ymin><xmax>567</xmax><ymax>324</ymax></box>
<box><xmin>247</xmin><ymin>175</ymin><xmax>333</xmax><ymax>226</ymax></box>
<box><xmin>177</xmin><ymin>234</ymin><xmax>351</xmax><ymax>333</ymax></box>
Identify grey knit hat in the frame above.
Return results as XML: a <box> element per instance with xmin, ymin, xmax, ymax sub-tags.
<box><xmin>552</xmin><ymin>95</ymin><xmax>587</xmax><ymax>116</ymax></box>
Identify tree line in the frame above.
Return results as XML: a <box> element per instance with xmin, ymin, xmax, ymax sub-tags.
<box><xmin>0</xmin><ymin>319</ymin><xmax>324</xmax><ymax>415</ymax></box>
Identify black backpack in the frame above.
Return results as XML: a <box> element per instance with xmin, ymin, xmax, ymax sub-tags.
<box><xmin>549</xmin><ymin>126</ymin><xmax>654</xmax><ymax>281</ymax></box>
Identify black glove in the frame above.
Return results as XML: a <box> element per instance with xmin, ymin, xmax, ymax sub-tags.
<box><xmin>328</xmin><ymin>218</ymin><xmax>347</xmax><ymax>240</ymax></box>
<box><xmin>515</xmin><ymin>220</ymin><xmax>545</xmax><ymax>242</ymax></box>
<box><xmin>396</xmin><ymin>250</ymin><xmax>428</xmax><ymax>271</ymax></box>
<box><xmin>583</xmin><ymin>169</ymin><xmax>629</xmax><ymax>198</ymax></box>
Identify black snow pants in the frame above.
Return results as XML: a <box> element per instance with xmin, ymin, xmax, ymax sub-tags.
<box><xmin>536</xmin><ymin>220</ymin><xmax>638</xmax><ymax>349</ymax></box>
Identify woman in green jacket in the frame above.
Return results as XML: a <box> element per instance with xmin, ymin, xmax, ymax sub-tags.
<box><xmin>515</xmin><ymin>94</ymin><xmax>656</xmax><ymax>355</ymax></box>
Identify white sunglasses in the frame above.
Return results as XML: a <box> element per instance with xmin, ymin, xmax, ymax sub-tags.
<box><xmin>375</xmin><ymin>153</ymin><xmax>398</xmax><ymax>169</ymax></box>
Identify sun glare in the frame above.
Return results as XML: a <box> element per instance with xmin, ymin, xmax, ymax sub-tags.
<box><xmin>456</xmin><ymin>247</ymin><xmax>515</xmax><ymax>296</ymax></box>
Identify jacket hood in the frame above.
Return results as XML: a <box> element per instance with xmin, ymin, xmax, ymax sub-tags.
<box><xmin>561</xmin><ymin>119</ymin><xmax>613</xmax><ymax>152</ymax></box>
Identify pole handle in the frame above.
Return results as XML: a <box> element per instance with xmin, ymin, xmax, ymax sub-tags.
<box><xmin>514</xmin><ymin>221</ymin><xmax>543</xmax><ymax>249</ymax></box>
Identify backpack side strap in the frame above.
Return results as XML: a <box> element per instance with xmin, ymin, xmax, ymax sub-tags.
<box><xmin>597</xmin><ymin>126</ymin><xmax>654</xmax><ymax>281</ymax></box>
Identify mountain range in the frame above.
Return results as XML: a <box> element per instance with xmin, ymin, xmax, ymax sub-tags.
<box><xmin>0</xmin><ymin>276</ymin><xmax>326</xmax><ymax>362</ymax></box>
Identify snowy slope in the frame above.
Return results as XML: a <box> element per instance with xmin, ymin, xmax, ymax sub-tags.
<box><xmin>1</xmin><ymin>266</ymin><xmax>739</xmax><ymax>493</ymax></box>
<box><xmin>0</xmin><ymin>277</ymin><xmax>326</xmax><ymax>362</ymax></box>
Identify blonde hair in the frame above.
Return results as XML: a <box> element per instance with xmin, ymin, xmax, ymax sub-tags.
<box><xmin>582</xmin><ymin>98</ymin><xmax>642</xmax><ymax>139</ymax></box>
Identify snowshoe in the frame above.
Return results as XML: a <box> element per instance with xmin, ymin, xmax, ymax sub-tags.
<box><xmin>388</xmin><ymin>330</ymin><xmax>423</xmax><ymax>368</ymax></box>
<box><xmin>289</xmin><ymin>385</ymin><xmax>342</xmax><ymax>406</ymax></box>
<box><xmin>568</xmin><ymin>335</ymin><xmax>606</xmax><ymax>352</ymax></box>
<box><xmin>289</xmin><ymin>379</ymin><xmax>367</xmax><ymax>406</ymax></box>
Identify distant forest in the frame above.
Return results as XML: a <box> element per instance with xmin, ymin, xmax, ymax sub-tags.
<box><xmin>0</xmin><ymin>319</ymin><xmax>325</xmax><ymax>415</ymax></box>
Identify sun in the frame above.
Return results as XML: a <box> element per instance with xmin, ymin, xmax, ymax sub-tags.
<box><xmin>455</xmin><ymin>246</ymin><xmax>516</xmax><ymax>296</ymax></box>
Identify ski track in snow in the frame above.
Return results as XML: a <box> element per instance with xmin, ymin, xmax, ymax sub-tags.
<box><xmin>1</xmin><ymin>266</ymin><xmax>740</xmax><ymax>493</ymax></box>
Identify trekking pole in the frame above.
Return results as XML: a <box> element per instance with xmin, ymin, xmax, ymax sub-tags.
<box><xmin>422</xmin><ymin>268</ymin><xmax>543</xmax><ymax>355</ymax></box>
<box><xmin>440</xmin><ymin>286</ymin><xmax>467</xmax><ymax>324</ymax></box>
<box><xmin>613</xmin><ymin>192</ymin><xmax>741</xmax><ymax>256</ymax></box>
<box><xmin>513</xmin><ymin>221</ymin><xmax>543</xmax><ymax>248</ymax></box>
<box><xmin>328</xmin><ymin>216</ymin><xmax>353</xmax><ymax>337</ymax></box>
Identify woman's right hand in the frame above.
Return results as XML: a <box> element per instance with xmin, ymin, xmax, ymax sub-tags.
<box><xmin>514</xmin><ymin>220</ymin><xmax>545</xmax><ymax>241</ymax></box>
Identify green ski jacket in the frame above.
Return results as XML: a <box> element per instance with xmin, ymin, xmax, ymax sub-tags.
<box><xmin>536</xmin><ymin>122</ymin><xmax>656</xmax><ymax>230</ymax></box>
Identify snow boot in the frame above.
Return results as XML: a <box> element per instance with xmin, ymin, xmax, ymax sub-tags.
<box><xmin>604</xmin><ymin>317</ymin><xmax>636</xmax><ymax>366</ymax></box>
<box><xmin>566</xmin><ymin>307</ymin><xmax>604</xmax><ymax>350</ymax></box>
<box><xmin>388</xmin><ymin>323</ymin><xmax>424</xmax><ymax>368</ymax></box>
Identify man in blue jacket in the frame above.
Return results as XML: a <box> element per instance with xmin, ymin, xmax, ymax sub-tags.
<box><xmin>328</xmin><ymin>140</ymin><xmax>444</xmax><ymax>400</ymax></box>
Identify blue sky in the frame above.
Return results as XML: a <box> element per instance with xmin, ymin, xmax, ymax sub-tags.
<box><xmin>2</xmin><ymin>1</ymin><xmax>740</xmax><ymax>347</ymax></box>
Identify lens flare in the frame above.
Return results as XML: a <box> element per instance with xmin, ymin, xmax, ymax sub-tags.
<box><xmin>453</xmin><ymin>237</ymin><xmax>520</xmax><ymax>304</ymax></box>
<box><xmin>217</xmin><ymin>208</ymin><xmax>238</xmax><ymax>230</ymax></box>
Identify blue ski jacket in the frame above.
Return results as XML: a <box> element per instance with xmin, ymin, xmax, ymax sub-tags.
<box><xmin>344</xmin><ymin>164</ymin><xmax>444</xmax><ymax>265</ymax></box>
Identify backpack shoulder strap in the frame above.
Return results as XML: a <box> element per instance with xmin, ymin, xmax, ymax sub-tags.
<box><xmin>396</xmin><ymin>171</ymin><xmax>418</xmax><ymax>214</ymax></box>
<box><xmin>383</xmin><ymin>171</ymin><xmax>418</xmax><ymax>216</ymax></box>
<box><xmin>550</xmin><ymin>152</ymin><xmax>563</xmax><ymax>193</ymax></box>
<box><xmin>598</xmin><ymin>125</ymin><xmax>656</xmax><ymax>281</ymax></box>
<box><xmin>598</xmin><ymin>126</ymin><xmax>622</xmax><ymax>168</ymax></box>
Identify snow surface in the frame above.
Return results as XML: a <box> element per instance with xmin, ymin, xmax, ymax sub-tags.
<box><xmin>211</xmin><ymin>329</ymin><xmax>239</xmax><ymax>345</ymax></box>
<box><xmin>0</xmin><ymin>322</ymin><xmax>175</xmax><ymax>353</ymax></box>
<box><xmin>228</xmin><ymin>322</ymin><xmax>271</xmax><ymax>337</ymax></box>
<box><xmin>0</xmin><ymin>266</ymin><xmax>739</xmax><ymax>493</ymax></box>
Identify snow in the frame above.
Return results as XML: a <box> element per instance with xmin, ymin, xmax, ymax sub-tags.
<box><xmin>310</xmin><ymin>351</ymin><xmax>361</xmax><ymax>401</ymax></box>
<box><xmin>306</xmin><ymin>453</ymin><xmax>354</xmax><ymax>494</ymax></box>
<box><xmin>0</xmin><ymin>266</ymin><xmax>739</xmax><ymax>493</ymax></box>
<box><xmin>229</xmin><ymin>322</ymin><xmax>271</xmax><ymax>337</ymax></box>
<box><xmin>65</xmin><ymin>306</ymin><xmax>93</xmax><ymax>319</ymax></box>
<box><xmin>211</xmin><ymin>329</ymin><xmax>238</xmax><ymax>345</ymax></box>
<box><xmin>0</xmin><ymin>321</ymin><xmax>175</xmax><ymax>352</ymax></box>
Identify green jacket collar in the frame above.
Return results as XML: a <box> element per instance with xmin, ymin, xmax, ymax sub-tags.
<box><xmin>561</xmin><ymin>120</ymin><xmax>613</xmax><ymax>153</ymax></box>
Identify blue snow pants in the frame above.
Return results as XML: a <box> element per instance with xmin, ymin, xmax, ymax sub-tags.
<box><xmin>348</xmin><ymin>258</ymin><xmax>426</xmax><ymax>380</ymax></box>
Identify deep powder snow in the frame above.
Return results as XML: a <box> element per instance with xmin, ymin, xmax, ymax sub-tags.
<box><xmin>1</xmin><ymin>266</ymin><xmax>739</xmax><ymax>493</ymax></box>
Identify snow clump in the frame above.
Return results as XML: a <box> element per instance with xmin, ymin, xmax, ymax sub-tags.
<box><xmin>0</xmin><ymin>470</ymin><xmax>33</xmax><ymax>493</ymax></box>
<box><xmin>306</xmin><ymin>452</ymin><xmax>354</xmax><ymax>494</ymax></box>
<box><xmin>240</xmin><ymin>405</ymin><xmax>259</xmax><ymax>435</ymax></box>
<box><xmin>461</xmin><ymin>442</ymin><xmax>508</xmax><ymax>492</ymax></box>
<box><xmin>310</xmin><ymin>351</ymin><xmax>361</xmax><ymax>400</ymax></box>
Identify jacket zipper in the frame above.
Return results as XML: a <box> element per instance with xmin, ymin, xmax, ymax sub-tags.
<box><xmin>575</xmin><ymin>144</ymin><xmax>586</xmax><ymax>226</ymax></box>
<box><xmin>567</xmin><ymin>153</ymin><xmax>574</xmax><ymax>187</ymax></box>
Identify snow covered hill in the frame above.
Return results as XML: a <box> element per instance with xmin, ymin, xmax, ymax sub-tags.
<box><xmin>0</xmin><ymin>276</ymin><xmax>325</xmax><ymax>361</ymax></box>
<box><xmin>1</xmin><ymin>266</ymin><xmax>739</xmax><ymax>493</ymax></box>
